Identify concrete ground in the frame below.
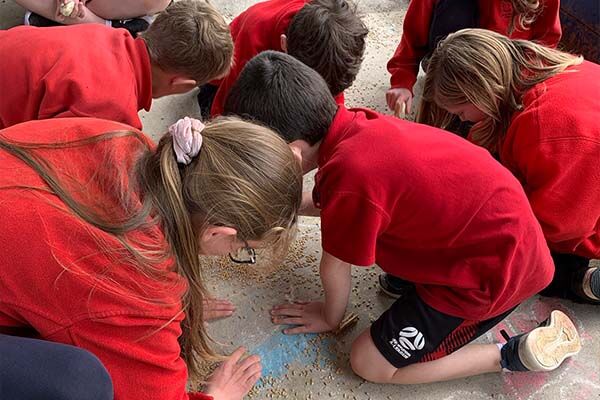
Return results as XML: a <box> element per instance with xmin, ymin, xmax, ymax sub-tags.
<box><xmin>1</xmin><ymin>1</ymin><xmax>599</xmax><ymax>399</ymax></box>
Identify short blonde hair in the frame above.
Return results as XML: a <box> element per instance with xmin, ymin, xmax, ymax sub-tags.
<box><xmin>141</xmin><ymin>0</ymin><xmax>233</xmax><ymax>84</ymax></box>
<box><xmin>418</xmin><ymin>29</ymin><xmax>582</xmax><ymax>153</ymax></box>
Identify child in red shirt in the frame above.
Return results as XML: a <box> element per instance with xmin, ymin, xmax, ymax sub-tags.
<box><xmin>0</xmin><ymin>0</ymin><xmax>233</xmax><ymax>130</ymax></box>
<box><xmin>0</xmin><ymin>116</ymin><xmax>302</xmax><ymax>399</ymax></box>
<box><xmin>224</xmin><ymin>51</ymin><xmax>581</xmax><ymax>384</ymax></box>
<box><xmin>198</xmin><ymin>0</ymin><xmax>368</xmax><ymax>118</ymax></box>
<box><xmin>419</xmin><ymin>29</ymin><xmax>600</xmax><ymax>304</ymax></box>
<box><xmin>386</xmin><ymin>0</ymin><xmax>561</xmax><ymax>116</ymax></box>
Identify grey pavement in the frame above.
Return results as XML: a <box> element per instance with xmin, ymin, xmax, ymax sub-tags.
<box><xmin>1</xmin><ymin>1</ymin><xmax>598</xmax><ymax>399</ymax></box>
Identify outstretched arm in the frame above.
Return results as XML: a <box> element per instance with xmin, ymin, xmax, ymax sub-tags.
<box><xmin>271</xmin><ymin>251</ymin><xmax>351</xmax><ymax>334</ymax></box>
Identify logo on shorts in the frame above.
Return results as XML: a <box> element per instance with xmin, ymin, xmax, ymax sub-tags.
<box><xmin>389</xmin><ymin>327</ymin><xmax>425</xmax><ymax>359</ymax></box>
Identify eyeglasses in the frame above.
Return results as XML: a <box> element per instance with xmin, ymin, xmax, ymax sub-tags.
<box><xmin>229</xmin><ymin>241</ymin><xmax>257</xmax><ymax>264</ymax></box>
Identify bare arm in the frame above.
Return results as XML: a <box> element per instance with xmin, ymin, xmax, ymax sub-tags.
<box><xmin>299</xmin><ymin>191</ymin><xmax>321</xmax><ymax>217</ymax></box>
<box><xmin>271</xmin><ymin>251</ymin><xmax>351</xmax><ymax>334</ymax></box>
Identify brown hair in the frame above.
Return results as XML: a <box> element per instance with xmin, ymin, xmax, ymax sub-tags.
<box><xmin>417</xmin><ymin>29</ymin><xmax>581</xmax><ymax>154</ymax></box>
<box><xmin>286</xmin><ymin>0</ymin><xmax>368</xmax><ymax>96</ymax></box>
<box><xmin>141</xmin><ymin>0</ymin><xmax>233</xmax><ymax>84</ymax></box>
<box><xmin>0</xmin><ymin>117</ymin><xmax>302</xmax><ymax>379</ymax></box>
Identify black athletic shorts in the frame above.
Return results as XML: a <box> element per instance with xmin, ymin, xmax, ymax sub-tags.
<box><xmin>370</xmin><ymin>288</ymin><xmax>516</xmax><ymax>368</ymax></box>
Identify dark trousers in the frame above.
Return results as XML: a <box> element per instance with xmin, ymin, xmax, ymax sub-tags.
<box><xmin>197</xmin><ymin>83</ymin><xmax>219</xmax><ymax>120</ymax></box>
<box><xmin>560</xmin><ymin>0</ymin><xmax>600</xmax><ymax>64</ymax></box>
<box><xmin>428</xmin><ymin>0</ymin><xmax>479</xmax><ymax>51</ymax></box>
<box><xmin>0</xmin><ymin>334</ymin><xmax>114</xmax><ymax>400</ymax></box>
<box><xmin>540</xmin><ymin>252</ymin><xmax>592</xmax><ymax>302</ymax></box>
<box><xmin>426</xmin><ymin>0</ymin><xmax>479</xmax><ymax>137</ymax></box>
<box><xmin>387</xmin><ymin>252</ymin><xmax>592</xmax><ymax>303</ymax></box>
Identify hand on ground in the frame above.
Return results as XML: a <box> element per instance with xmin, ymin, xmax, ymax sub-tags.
<box><xmin>271</xmin><ymin>301</ymin><xmax>336</xmax><ymax>334</ymax></box>
<box><xmin>205</xmin><ymin>347</ymin><xmax>261</xmax><ymax>400</ymax></box>
<box><xmin>203</xmin><ymin>298</ymin><xmax>236</xmax><ymax>321</ymax></box>
<box><xmin>386</xmin><ymin>88</ymin><xmax>413</xmax><ymax>118</ymax></box>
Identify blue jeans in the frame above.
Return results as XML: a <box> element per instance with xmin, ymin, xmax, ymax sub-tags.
<box><xmin>0</xmin><ymin>334</ymin><xmax>113</xmax><ymax>400</ymax></box>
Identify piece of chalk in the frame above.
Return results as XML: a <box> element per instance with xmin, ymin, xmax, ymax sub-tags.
<box><xmin>394</xmin><ymin>101</ymin><xmax>406</xmax><ymax>118</ymax></box>
<box><xmin>59</xmin><ymin>1</ymin><xmax>75</xmax><ymax>17</ymax></box>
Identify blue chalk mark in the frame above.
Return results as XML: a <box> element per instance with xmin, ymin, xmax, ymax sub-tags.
<box><xmin>251</xmin><ymin>329</ymin><xmax>337</xmax><ymax>389</ymax></box>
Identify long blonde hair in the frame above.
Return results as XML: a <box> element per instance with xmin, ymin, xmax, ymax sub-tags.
<box><xmin>417</xmin><ymin>29</ymin><xmax>582</xmax><ymax>154</ymax></box>
<box><xmin>0</xmin><ymin>117</ymin><xmax>302</xmax><ymax>378</ymax></box>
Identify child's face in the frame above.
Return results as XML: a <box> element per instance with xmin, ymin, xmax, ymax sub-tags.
<box><xmin>442</xmin><ymin>102</ymin><xmax>487</xmax><ymax>123</ymax></box>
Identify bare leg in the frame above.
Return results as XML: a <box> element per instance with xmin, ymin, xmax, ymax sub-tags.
<box><xmin>87</xmin><ymin>0</ymin><xmax>170</xmax><ymax>20</ymax></box>
<box><xmin>350</xmin><ymin>328</ymin><xmax>501</xmax><ymax>384</ymax></box>
<box><xmin>16</xmin><ymin>0</ymin><xmax>106</xmax><ymax>24</ymax></box>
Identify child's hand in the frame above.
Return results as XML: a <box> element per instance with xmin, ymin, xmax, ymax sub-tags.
<box><xmin>56</xmin><ymin>0</ymin><xmax>85</xmax><ymax>21</ymax></box>
<box><xmin>205</xmin><ymin>347</ymin><xmax>261</xmax><ymax>400</ymax></box>
<box><xmin>386</xmin><ymin>88</ymin><xmax>413</xmax><ymax>118</ymax></box>
<box><xmin>270</xmin><ymin>301</ymin><xmax>336</xmax><ymax>334</ymax></box>
<box><xmin>203</xmin><ymin>298</ymin><xmax>236</xmax><ymax>321</ymax></box>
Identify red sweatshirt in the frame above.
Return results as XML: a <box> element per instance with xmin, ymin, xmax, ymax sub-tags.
<box><xmin>500</xmin><ymin>61</ymin><xmax>600</xmax><ymax>259</ymax></box>
<box><xmin>210</xmin><ymin>0</ymin><xmax>344</xmax><ymax>116</ymax></box>
<box><xmin>0</xmin><ymin>25</ymin><xmax>152</xmax><ymax>130</ymax></box>
<box><xmin>0</xmin><ymin>118</ymin><xmax>211</xmax><ymax>400</ymax></box>
<box><xmin>315</xmin><ymin>107</ymin><xmax>553</xmax><ymax>320</ymax></box>
<box><xmin>388</xmin><ymin>0</ymin><xmax>562</xmax><ymax>91</ymax></box>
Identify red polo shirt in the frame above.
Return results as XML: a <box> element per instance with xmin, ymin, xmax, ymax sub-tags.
<box><xmin>314</xmin><ymin>107</ymin><xmax>553</xmax><ymax>320</ymax></box>
<box><xmin>500</xmin><ymin>61</ymin><xmax>600</xmax><ymax>258</ymax></box>
<box><xmin>0</xmin><ymin>118</ymin><xmax>211</xmax><ymax>400</ymax></box>
<box><xmin>388</xmin><ymin>0</ymin><xmax>561</xmax><ymax>91</ymax></box>
<box><xmin>0</xmin><ymin>25</ymin><xmax>152</xmax><ymax>130</ymax></box>
<box><xmin>210</xmin><ymin>0</ymin><xmax>343</xmax><ymax>116</ymax></box>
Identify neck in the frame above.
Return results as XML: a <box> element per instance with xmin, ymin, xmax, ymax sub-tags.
<box><xmin>150</xmin><ymin>64</ymin><xmax>169</xmax><ymax>99</ymax></box>
<box><xmin>300</xmin><ymin>141</ymin><xmax>321</xmax><ymax>174</ymax></box>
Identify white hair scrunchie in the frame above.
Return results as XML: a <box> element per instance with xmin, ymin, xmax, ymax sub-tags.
<box><xmin>169</xmin><ymin>117</ymin><xmax>205</xmax><ymax>165</ymax></box>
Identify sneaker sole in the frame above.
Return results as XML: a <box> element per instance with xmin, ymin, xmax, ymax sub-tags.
<box><xmin>519</xmin><ymin>310</ymin><xmax>582</xmax><ymax>371</ymax></box>
<box><xmin>582</xmin><ymin>267</ymin><xmax>600</xmax><ymax>301</ymax></box>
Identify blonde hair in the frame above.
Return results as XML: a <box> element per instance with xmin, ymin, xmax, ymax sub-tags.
<box><xmin>0</xmin><ymin>117</ymin><xmax>302</xmax><ymax>379</ymax></box>
<box><xmin>141</xmin><ymin>0</ymin><xmax>233</xmax><ymax>84</ymax></box>
<box><xmin>418</xmin><ymin>29</ymin><xmax>582</xmax><ymax>154</ymax></box>
<box><xmin>510</xmin><ymin>0</ymin><xmax>542</xmax><ymax>32</ymax></box>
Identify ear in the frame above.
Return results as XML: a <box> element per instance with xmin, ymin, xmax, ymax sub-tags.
<box><xmin>201</xmin><ymin>226</ymin><xmax>238</xmax><ymax>243</ymax></box>
<box><xmin>169</xmin><ymin>76</ymin><xmax>199</xmax><ymax>95</ymax></box>
<box><xmin>288</xmin><ymin>141</ymin><xmax>304</xmax><ymax>164</ymax></box>
<box><xmin>280</xmin><ymin>34</ymin><xmax>288</xmax><ymax>53</ymax></box>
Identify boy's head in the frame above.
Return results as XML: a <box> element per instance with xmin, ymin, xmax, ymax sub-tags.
<box><xmin>224</xmin><ymin>51</ymin><xmax>338</xmax><ymax>145</ymax></box>
<box><xmin>283</xmin><ymin>0</ymin><xmax>368</xmax><ymax>96</ymax></box>
<box><xmin>141</xmin><ymin>0</ymin><xmax>233</xmax><ymax>97</ymax></box>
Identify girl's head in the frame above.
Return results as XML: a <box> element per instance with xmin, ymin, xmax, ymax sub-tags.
<box><xmin>135</xmin><ymin>116</ymin><xmax>302</xmax><ymax>372</ymax></box>
<box><xmin>418</xmin><ymin>29</ymin><xmax>581</xmax><ymax>153</ymax></box>
<box><xmin>138</xmin><ymin>117</ymin><xmax>302</xmax><ymax>259</ymax></box>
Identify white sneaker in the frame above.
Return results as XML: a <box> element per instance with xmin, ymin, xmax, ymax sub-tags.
<box><xmin>518</xmin><ymin>310</ymin><xmax>582</xmax><ymax>371</ymax></box>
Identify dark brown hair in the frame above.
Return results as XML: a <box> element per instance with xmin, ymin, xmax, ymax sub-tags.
<box><xmin>224</xmin><ymin>51</ymin><xmax>338</xmax><ymax>145</ymax></box>
<box><xmin>286</xmin><ymin>0</ymin><xmax>368</xmax><ymax>96</ymax></box>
